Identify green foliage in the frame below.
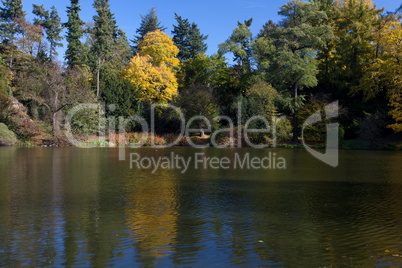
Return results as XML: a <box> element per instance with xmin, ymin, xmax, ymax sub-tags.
<box><xmin>32</xmin><ymin>5</ymin><xmax>63</xmax><ymax>59</ymax></box>
<box><xmin>177</xmin><ymin>84</ymin><xmax>220</xmax><ymax>131</ymax></box>
<box><xmin>70</xmin><ymin>107</ymin><xmax>99</xmax><ymax>136</ymax></box>
<box><xmin>0</xmin><ymin>93</ymin><xmax>13</xmax><ymax>125</ymax></box>
<box><xmin>219</xmin><ymin>18</ymin><xmax>255</xmax><ymax>90</ymax></box>
<box><xmin>91</xmin><ymin>0</ymin><xmax>117</xmax><ymax>61</ymax></box>
<box><xmin>256</xmin><ymin>0</ymin><xmax>334</xmax><ymax>143</ymax></box>
<box><xmin>0</xmin><ymin>0</ymin><xmax>25</xmax><ymax>42</ymax></box>
<box><xmin>355</xmin><ymin>112</ymin><xmax>386</xmax><ymax>146</ymax></box>
<box><xmin>172</xmin><ymin>13</ymin><xmax>208</xmax><ymax>61</ymax></box>
<box><xmin>0</xmin><ymin>122</ymin><xmax>17</xmax><ymax>145</ymax></box>
<box><xmin>100</xmin><ymin>66</ymin><xmax>140</xmax><ymax>117</ymax></box>
<box><xmin>298</xmin><ymin>98</ymin><xmax>329</xmax><ymax>142</ymax></box>
<box><xmin>0</xmin><ymin>58</ymin><xmax>9</xmax><ymax>94</ymax></box>
<box><xmin>130</xmin><ymin>6</ymin><xmax>166</xmax><ymax>54</ymax></box>
<box><xmin>64</xmin><ymin>0</ymin><xmax>84</xmax><ymax>67</ymax></box>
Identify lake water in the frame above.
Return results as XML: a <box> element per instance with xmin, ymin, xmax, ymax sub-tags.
<box><xmin>0</xmin><ymin>147</ymin><xmax>401</xmax><ymax>267</ymax></box>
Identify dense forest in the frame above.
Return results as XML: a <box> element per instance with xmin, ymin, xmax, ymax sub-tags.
<box><xmin>0</xmin><ymin>0</ymin><xmax>401</xmax><ymax>148</ymax></box>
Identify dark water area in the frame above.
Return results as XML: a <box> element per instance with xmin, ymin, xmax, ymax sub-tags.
<box><xmin>0</xmin><ymin>147</ymin><xmax>401</xmax><ymax>267</ymax></box>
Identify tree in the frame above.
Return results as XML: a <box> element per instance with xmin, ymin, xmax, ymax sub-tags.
<box><xmin>91</xmin><ymin>0</ymin><xmax>118</xmax><ymax>97</ymax></box>
<box><xmin>352</xmin><ymin>12</ymin><xmax>402</xmax><ymax>132</ymax></box>
<box><xmin>14</xmin><ymin>17</ymin><xmax>45</xmax><ymax>58</ymax></box>
<box><xmin>32</xmin><ymin>5</ymin><xmax>63</xmax><ymax>59</ymax></box>
<box><xmin>219</xmin><ymin>18</ymin><xmax>254</xmax><ymax>87</ymax></box>
<box><xmin>0</xmin><ymin>0</ymin><xmax>26</xmax><ymax>69</ymax></box>
<box><xmin>122</xmin><ymin>30</ymin><xmax>179</xmax><ymax>104</ymax></box>
<box><xmin>130</xmin><ymin>6</ymin><xmax>166</xmax><ymax>54</ymax></box>
<box><xmin>259</xmin><ymin>0</ymin><xmax>333</xmax><ymax>144</ymax></box>
<box><xmin>138</xmin><ymin>29</ymin><xmax>179</xmax><ymax>69</ymax></box>
<box><xmin>122</xmin><ymin>54</ymin><xmax>178</xmax><ymax>104</ymax></box>
<box><xmin>172</xmin><ymin>13</ymin><xmax>190</xmax><ymax>61</ymax></box>
<box><xmin>172</xmin><ymin>14</ymin><xmax>207</xmax><ymax>61</ymax></box>
<box><xmin>65</xmin><ymin>0</ymin><xmax>84</xmax><ymax>67</ymax></box>
<box><xmin>0</xmin><ymin>0</ymin><xmax>25</xmax><ymax>42</ymax></box>
<box><xmin>15</xmin><ymin>61</ymin><xmax>95</xmax><ymax>137</ymax></box>
<box><xmin>177</xmin><ymin>84</ymin><xmax>219</xmax><ymax>137</ymax></box>
<box><xmin>188</xmin><ymin>22</ymin><xmax>208</xmax><ymax>57</ymax></box>
<box><xmin>329</xmin><ymin>0</ymin><xmax>382</xmax><ymax>97</ymax></box>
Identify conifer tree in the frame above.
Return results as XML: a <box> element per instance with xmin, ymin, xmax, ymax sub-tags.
<box><xmin>130</xmin><ymin>6</ymin><xmax>166</xmax><ymax>54</ymax></box>
<box><xmin>172</xmin><ymin>13</ymin><xmax>190</xmax><ymax>61</ymax></box>
<box><xmin>0</xmin><ymin>0</ymin><xmax>25</xmax><ymax>41</ymax></box>
<box><xmin>188</xmin><ymin>22</ymin><xmax>208</xmax><ymax>58</ymax></box>
<box><xmin>32</xmin><ymin>5</ymin><xmax>63</xmax><ymax>59</ymax></box>
<box><xmin>172</xmin><ymin>13</ymin><xmax>208</xmax><ymax>61</ymax></box>
<box><xmin>65</xmin><ymin>0</ymin><xmax>84</xmax><ymax>67</ymax></box>
<box><xmin>91</xmin><ymin>0</ymin><xmax>118</xmax><ymax>97</ymax></box>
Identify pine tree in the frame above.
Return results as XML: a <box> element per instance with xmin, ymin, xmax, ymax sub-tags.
<box><xmin>172</xmin><ymin>14</ymin><xmax>208</xmax><ymax>61</ymax></box>
<box><xmin>91</xmin><ymin>0</ymin><xmax>118</xmax><ymax>97</ymax></box>
<box><xmin>130</xmin><ymin>6</ymin><xmax>166</xmax><ymax>54</ymax></box>
<box><xmin>47</xmin><ymin>6</ymin><xmax>63</xmax><ymax>59</ymax></box>
<box><xmin>65</xmin><ymin>0</ymin><xmax>84</xmax><ymax>67</ymax></box>
<box><xmin>32</xmin><ymin>5</ymin><xmax>63</xmax><ymax>59</ymax></box>
<box><xmin>188</xmin><ymin>22</ymin><xmax>207</xmax><ymax>58</ymax></box>
<box><xmin>172</xmin><ymin>13</ymin><xmax>190</xmax><ymax>61</ymax></box>
<box><xmin>0</xmin><ymin>0</ymin><xmax>25</xmax><ymax>42</ymax></box>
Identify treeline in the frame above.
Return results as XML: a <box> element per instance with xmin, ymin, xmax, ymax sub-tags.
<box><xmin>0</xmin><ymin>0</ymin><xmax>401</xmax><ymax>147</ymax></box>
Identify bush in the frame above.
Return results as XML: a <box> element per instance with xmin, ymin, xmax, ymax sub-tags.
<box><xmin>69</xmin><ymin>107</ymin><xmax>99</xmax><ymax>137</ymax></box>
<box><xmin>0</xmin><ymin>123</ymin><xmax>17</xmax><ymax>146</ymax></box>
<box><xmin>0</xmin><ymin>94</ymin><xmax>15</xmax><ymax>126</ymax></box>
<box><xmin>356</xmin><ymin>112</ymin><xmax>385</xmax><ymax>147</ymax></box>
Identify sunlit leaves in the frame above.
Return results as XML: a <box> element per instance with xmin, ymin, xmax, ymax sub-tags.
<box><xmin>123</xmin><ymin>30</ymin><xmax>180</xmax><ymax>104</ymax></box>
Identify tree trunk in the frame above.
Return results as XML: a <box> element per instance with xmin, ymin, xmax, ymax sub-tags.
<box><xmin>200</xmin><ymin>129</ymin><xmax>205</xmax><ymax>138</ymax></box>
<box><xmin>293</xmin><ymin>84</ymin><xmax>299</xmax><ymax>144</ymax></box>
<box><xmin>52</xmin><ymin>112</ymin><xmax>57</xmax><ymax>137</ymax></box>
<box><xmin>96</xmin><ymin>58</ymin><xmax>101</xmax><ymax>98</ymax></box>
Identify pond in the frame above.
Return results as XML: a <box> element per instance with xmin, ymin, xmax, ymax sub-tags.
<box><xmin>0</xmin><ymin>147</ymin><xmax>401</xmax><ymax>267</ymax></box>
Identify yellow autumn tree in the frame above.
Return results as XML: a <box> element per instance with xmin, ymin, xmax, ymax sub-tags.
<box><xmin>122</xmin><ymin>30</ymin><xmax>179</xmax><ymax>104</ymax></box>
<box><xmin>353</xmin><ymin>14</ymin><xmax>402</xmax><ymax>132</ymax></box>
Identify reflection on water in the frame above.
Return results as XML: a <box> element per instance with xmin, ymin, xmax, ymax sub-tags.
<box><xmin>0</xmin><ymin>147</ymin><xmax>401</xmax><ymax>267</ymax></box>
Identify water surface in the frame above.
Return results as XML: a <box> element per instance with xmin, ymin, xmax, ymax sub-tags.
<box><xmin>0</xmin><ymin>147</ymin><xmax>401</xmax><ymax>267</ymax></box>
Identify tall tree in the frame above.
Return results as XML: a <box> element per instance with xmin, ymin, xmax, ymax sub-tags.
<box><xmin>172</xmin><ymin>14</ymin><xmax>207</xmax><ymax>61</ymax></box>
<box><xmin>123</xmin><ymin>30</ymin><xmax>179</xmax><ymax>104</ymax></box>
<box><xmin>32</xmin><ymin>4</ymin><xmax>63</xmax><ymax>59</ymax></box>
<box><xmin>130</xmin><ymin>6</ymin><xmax>166</xmax><ymax>54</ymax></box>
<box><xmin>0</xmin><ymin>0</ymin><xmax>25</xmax><ymax>41</ymax></box>
<box><xmin>188</xmin><ymin>22</ymin><xmax>207</xmax><ymax>57</ymax></box>
<box><xmin>64</xmin><ymin>0</ymin><xmax>84</xmax><ymax>67</ymax></box>
<box><xmin>0</xmin><ymin>0</ymin><xmax>25</xmax><ymax>68</ymax></box>
<box><xmin>91</xmin><ymin>0</ymin><xmax>117</xmax><ymax>97</ymax></box>
<box><xmin>258</xmin><ymin>0</ymin><xmax>333</xmax><ymax>144</ymax></box>
<box><xmin>172</xmin><ymin>13</ymin><xmax>190</xmax><ymax>61</ymax></box>
<box><xmin>218</xmin><ymin>18</ymin><xmax>254</xmax><ymax>90</ymax></box>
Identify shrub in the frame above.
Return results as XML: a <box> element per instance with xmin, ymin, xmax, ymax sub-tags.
<box><xmin>0</xmin><ymin>123</ymin><xmax>17</xmax><ymax>146</ymax></box>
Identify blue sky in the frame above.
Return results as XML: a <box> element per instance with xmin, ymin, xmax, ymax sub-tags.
<box><xmin>19</xmin><ymin>0</ymin><xmax>402</xmax><ymax>62</ymax></box>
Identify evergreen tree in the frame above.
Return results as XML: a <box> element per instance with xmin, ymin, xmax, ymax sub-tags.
<box><xmin>130</xmin><ymin>6</ymin><xmax>166</xmax><ymax>54</ymax></box>
<box><xmin>188</xmin><ymin>22</ymin><xmax>207</xmax><ymax>58</ymax></box>
<box><xmin>47</xmin><ymin>6</ymin><xmax>63</xmax><ymax>59</ymax></box>
<box><xmin>0</xmin><ymin>0</ymin><xmax>25</xmax><ymax>41</ymax></box>
<box><xmin>32</xmin><ymin>5</ymin><xmax>63</xmax><ymax>59</ymax></box>
<box><xmin>172</xmin><ymin>14</ymin><xmax>208</xmax><ymax>61</ymax></box>
<box><xmin>64</xmin><ymin>0</ymin><xmax>84</xmax><ymax>67</ymax></box>
<box><xmin>0</xmin><ymin>0</ymin><xmax>25</xmax><ymax>69</ymax></box>
<box><xmin>91</xmin><ymin>0</ymin><xmax>118</xmax><ymax>97</ymax></box>
<box><xmin>172</xmin><ymin>13</ymin><xmax>190</xmax><ymax>61</ymax></box>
